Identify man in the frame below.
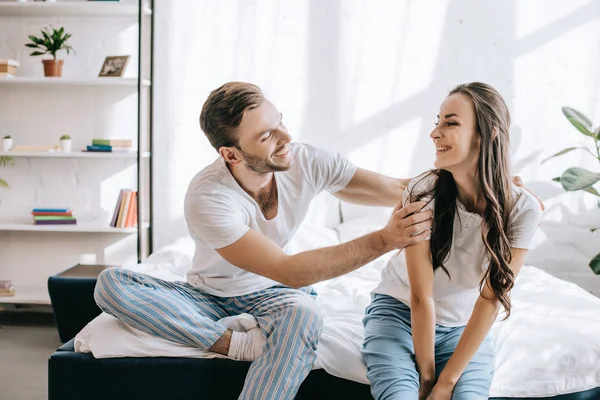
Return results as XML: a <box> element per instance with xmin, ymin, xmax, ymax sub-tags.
<box><xmin>95</xmin><ymin>81</ymin><xmax>470</xmax><ymax>399</ymax></box>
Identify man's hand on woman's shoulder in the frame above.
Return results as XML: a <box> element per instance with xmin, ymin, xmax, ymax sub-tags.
<box><xmin>377</xmin><ymin>201</ymin><xmax>433</xmax><ymax>251</ymax></box>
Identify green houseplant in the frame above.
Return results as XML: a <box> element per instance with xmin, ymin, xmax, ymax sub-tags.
<box><xmin>0</xmin><ymin>156</ymin><xmax>14</xmax><ymax>189</ymax></box>
<box><xmin>542</xmin><ymin>107</ymin><xmax>600</xmax><ymax>274</ymax></box>
<box><xmin>25</xmin><ymin>26</ymin><xmax>74</xmax><ymax>77</ymax></box>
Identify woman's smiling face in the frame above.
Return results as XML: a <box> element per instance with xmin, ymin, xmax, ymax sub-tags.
<box><xmin>430</xmin><ymin>92</ymin><xmax>481</xmax><ymax>175</ymax></box>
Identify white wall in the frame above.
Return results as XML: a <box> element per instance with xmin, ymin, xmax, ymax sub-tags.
<box><xmin>153</xmin><ymin>0</ymin><xmax>600</xmax><ymax>294</ymax></box>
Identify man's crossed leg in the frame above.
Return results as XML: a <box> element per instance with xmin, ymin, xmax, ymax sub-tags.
<box><xmin>94</xmin><ymin>267</ymin><xmax>323</xmax><ymax>400</ymax></box>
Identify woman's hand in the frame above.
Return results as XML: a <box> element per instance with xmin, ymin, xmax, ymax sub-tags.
<box><xmin>419</xmin><ymin>378</ymin><xmax>435</xmax><ymax>400</ymax></box>
<box><xmin>425</xmin><ymin>381</ymin><xmax>455</xmax><ymax>400</ymax></box>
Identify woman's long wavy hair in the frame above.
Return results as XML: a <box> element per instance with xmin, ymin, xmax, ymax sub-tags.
<box><xmin>411</xmin><ymin>82</ymin><xmax>515</xmax><ymax>319</ymax></box>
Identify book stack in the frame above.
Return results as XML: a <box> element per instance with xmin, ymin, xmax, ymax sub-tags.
<box><xmin>0</xmin><ymin>59</ymin><xmax>19</xmax><ymax>78</ymax></box>
<box><xmin>111</xmin><ymin>189</ymin><xmax>137</xmax><ymax>228</ymax></box>
<box><xmin>32</xmin><ymin>208</ymin><xmax>77</xmax><ymax>225</ymax></box>
<box><xmin>85</xmin><ymin>139</ymin><xmax>133</xmax><ymax>153</ymax></box>
<box><xmin>0</xmin><ymin>280</ymin><xmax>15</xmax><ymax>297</ymax></box>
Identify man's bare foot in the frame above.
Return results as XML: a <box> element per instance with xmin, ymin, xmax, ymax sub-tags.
<box><xmin>209</xmin><ymin>329</ymin><xmax>232</xmax><ymax>355</ymax></box>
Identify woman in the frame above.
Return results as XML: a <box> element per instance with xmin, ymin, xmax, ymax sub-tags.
<box><xmin>362</xmin><ymin>82</ymin><xmax>542</xmax><ymax>400</ymax></box>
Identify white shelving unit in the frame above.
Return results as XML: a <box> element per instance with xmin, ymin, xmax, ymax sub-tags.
<box><xmin>0</xmin><ymin>77</ymin><xmax>151</xmax><ymax>86</ymax></box>
<box><xmin>0</xmin><ymin>151</ymin><xmax>150</xmax><ymax>159</ymax></box>
<box><xmin>0</xmin><ymin>2</ymin><xmax>152</xmax><ymax>17</ymax></box>
<box><xmin>0</xmin><ymin>221</ymin><xmax>150</xmax><ymax>233</ymax></box>
<box><xmin>0</xmin><ymin>0</ymin><xmax>154</xmax><ymax>305</ymax></box>
<box><xmin>0</xmin><ymin>285</ymin><xmax>51</xmax><ymax>305</ymax></box>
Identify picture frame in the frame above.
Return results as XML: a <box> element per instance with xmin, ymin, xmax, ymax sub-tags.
<box><xmin>98</xmin><ymin>55</ymin><xmax>130</xmax><ymax>77</ymax></box>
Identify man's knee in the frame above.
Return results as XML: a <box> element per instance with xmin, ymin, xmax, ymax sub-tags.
<box><xmin>94</xmin><ymin>267</ymin><xmax>130</xmax><ymax>309</ymax></box>
<box><xmin>282</xmin><ymin>296</ymin><xmax>323</xmax><ymax>340</ymax></box>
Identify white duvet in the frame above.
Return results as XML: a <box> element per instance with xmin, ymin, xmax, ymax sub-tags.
<box><xmin>75</xmin><ymin>223</ymin><xmax>600</xmax><ymax>398</ymax></box>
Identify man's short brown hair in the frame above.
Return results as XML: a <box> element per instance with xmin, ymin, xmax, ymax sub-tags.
<box><xmin>199</xmin><ymin>82</ymin><xmax>265</xmax><ymax>151</ymax></box>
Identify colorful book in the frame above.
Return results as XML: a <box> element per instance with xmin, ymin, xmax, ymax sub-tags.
<box><xmin>31</xmin><ymin>212</ymin><xmax>73</xmax><ymax>216</ymax></box>
<box><xmin>110</xmin><ymin>189</ymin><xmax>125</xmax><ymax>227</ymax></box>
<box><xmin>34</xmin><ymin>219</ymin><xmax>77</xmax><ymax>225</ymax></box>
<box><xmin>86</xmin><ymin>145</ymin><xmax>133</xmax><ymax>153</ymax></box>
<box><xmin>33</xmin><ymin>216</ymin><xmax>76</xmax><ymax>221</ymax></box>
<box><xmin>117</xmin><ymin>191</ymin><xmax>132</xmax><ymax>228</ymax></box>
<box><xmin>125</xmin><ymin>191</ymin><xmax>137</xmax><ymax>227</ymax></box>
<box><xmin>86</xmin><ymin>145</ymin><xmax>112</xmax><ymax>152</ymax></box>
<box><xmin>0</xmin><ymin>286</ymin><xmax>15</xmax><ymax>297</ymax></box>
<box><xmin>92</xmin><ymin>139</ymin><xmax>132</xmax><ymax>147</ymax></box>
<box><xmin>32</xmin><ymin>208</ymin><xmax>70</xmax><ymax>213</ymax></box>
<box><xmin>110</xmin><ymin>189</ymin><xmax>137</xmax><ymax>228</ymax></box>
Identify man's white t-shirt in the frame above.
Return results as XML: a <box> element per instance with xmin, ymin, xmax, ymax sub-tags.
<box><xmin>372</xmin><ymin>172</ymin><xmax>543</xmax><ymax>327</ymax></box>
<box><xmin>183</xmin><ymin>142</ymin><xmax>357</xmax><ymax>297</ymax></box>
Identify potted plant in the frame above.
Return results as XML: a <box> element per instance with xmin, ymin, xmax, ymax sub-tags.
<box><xmin>25</xmin><ymin>26</ymin><xmax>74</xmax><ymax>77</ymax></box>
<box><xmin>542</xmin><ymin>107</ymin><xmax>600</xmax><ymax>274</ymax></box>
<box><xmin>0</xmin><ymin>156</ymin><xmax>14</xmax><ymax>189</ymax></box>
<box><xmin>2</xmin><ymin>135</ymin><xmax>12</xmax><ymax>152</ymax></box>
<box><xmin>60</xmin><ymin>134</ymin><xmax>72</xmax><ymax>153</ymax></box>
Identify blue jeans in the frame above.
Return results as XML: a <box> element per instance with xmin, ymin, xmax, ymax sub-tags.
<box><xmin>362</xmin><ymin>294</ymin><xmax>494</xmax><ymax>400</ymax></box>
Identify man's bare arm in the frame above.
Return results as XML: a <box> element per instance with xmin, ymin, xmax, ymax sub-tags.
<box><xmin>333</xmin><ymin>168</ymin><xmax>410</xmax><ymax>208</ymax></box>
<box><xmin>217</xmin><ymin>202</ymin><xmax>432</xmax><ymax>288</ymax></box>
<box><xmin>333</xmin><ymin>168</ymin><xmax>545</xmax><ymax>211</ymax></box>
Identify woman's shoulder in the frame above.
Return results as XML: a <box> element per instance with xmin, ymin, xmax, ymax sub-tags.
<box><xmin>508</xmin><ymin>185</ymin><xmax>543</xmax><ymax>231</ymax></box>
<box><xmin>406</xmin><ymin>171</ymin><xmax>437</xmax><ymax>197</ymax></box>
<box><xmin>511</xmin><ymin>185</ymin><xmax>543</xmax><ymax>215</ymax></box>
<box><xmin>402</xmin><ymin>171</ymin><xmax>437</xmax><ymax>213</ymax></box>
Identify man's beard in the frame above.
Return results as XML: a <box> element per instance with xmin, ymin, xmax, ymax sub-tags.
<box><xmin>238</xmin><ymin>148</ymin><xmax>292</xmax><ymax>174</ymax></box>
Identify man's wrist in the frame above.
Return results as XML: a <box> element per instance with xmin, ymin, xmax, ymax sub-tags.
<box><xmin>370</xmin><ymin>230</ymin><xmax>394</xmax><ymax>253</ymax></box>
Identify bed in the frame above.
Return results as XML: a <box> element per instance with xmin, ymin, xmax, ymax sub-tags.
<box><xmin>69</xmin><ymin>195</ymin><xmax>600</xmax><ymax>399</ymax></box>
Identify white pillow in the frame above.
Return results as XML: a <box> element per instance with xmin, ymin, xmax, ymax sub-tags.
<box><xmin>143</xmin><ymin>236</ymin><xmax>195</xmax><ymax>278</ymax></box>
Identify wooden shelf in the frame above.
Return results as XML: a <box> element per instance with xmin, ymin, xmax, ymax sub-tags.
<box><xmin>0</xmin><ymin>2</ymin><xmax>152</xmax><ymax>17</ymax></box>
<box><xmin>0</xmin><ymin>77</ymin><xmax>151</xmax><ymax>87</ymax></box>
<box><xmin>0</xmin><ymin>221</ymin><xmax>150</xmax><ymax>233</ymax></box>
<box><xmin>0</xmin><ymin>285</ymin><xmax>50</xmax><ymax>305</ymax></box>
<box><xmin>0</xmin><ymin>151</ymin><xmax>150</xmax><ymax>159</ymax></box>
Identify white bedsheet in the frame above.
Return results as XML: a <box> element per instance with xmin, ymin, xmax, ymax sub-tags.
<box><xmin>75</xmin><ymin>226</ymin><xmax>600</xmax><ymax>398</ymax></box>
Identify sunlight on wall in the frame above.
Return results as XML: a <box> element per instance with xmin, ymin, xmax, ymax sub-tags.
<box><xmin>347</xmin><ymin>117</ymin><xmax>435</xmax><ymax>177</ymax></box>
<box><xmin>154</xmin><ymin>0</ymin><xmax>600</xmax><ymax>276</ymax></box>
<box><xmin>513</xmin><ymin>0</ymin><xmax>600</xmax><ymax>185</ymax></box>
<box><xmin>340</xmin><ymin>1</ymin><xmax>448</xmax><ymax>130</ymax></box>
<box><xmin>515</xmin><ymin>0</ymin><xmax>596</xmax><ymax>39</ymax></box>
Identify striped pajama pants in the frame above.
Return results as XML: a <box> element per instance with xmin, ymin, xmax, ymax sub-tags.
<box><xmin>93</xmin><ymin>267</ymin><xmax>323</xmax><ymax>400</ymax></box>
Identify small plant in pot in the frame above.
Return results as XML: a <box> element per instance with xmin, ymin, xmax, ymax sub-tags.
<box><xmin>25</xmin><ymin>26</ymin><xmax>74</xmax><ymax>77</ymax></box>
<box><xmin>542</xmin><ymin>106</ymin><xmax>600</xmax><ymax>274</ymax></box>
<box><xmin>59</xmin><ymin>134</ymin><xmax>72</xmax><ymax>153</ymax></box>
<box><xmin>2</xmin><ymin>135</ymin><xmax>13</xmax><ymax>152</ymax></box>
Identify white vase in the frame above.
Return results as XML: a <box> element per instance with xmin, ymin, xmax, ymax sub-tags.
<box><xmin>2</xmin><ymin>138</ymin><xmax>13</xmax><ymax>152</ymax></box>
<box><xmin>60</xmin><ymin>139</ymin><xmax>72</xmax><ymax>153</ymax></box>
